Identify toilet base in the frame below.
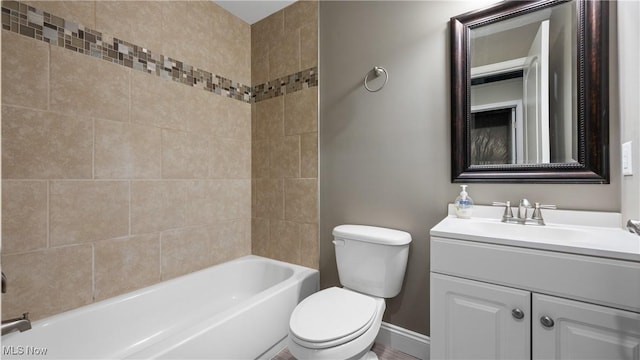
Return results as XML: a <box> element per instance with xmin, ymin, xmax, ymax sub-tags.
<box><xmin>359</xmin><ymin>350</ymin><xmax>379</xmax><ymax>360</ymax></box>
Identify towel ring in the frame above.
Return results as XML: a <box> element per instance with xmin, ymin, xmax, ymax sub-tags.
<box><xmin>364</xmin><ymin>66</ymin><xmax>388</xmax><ymax>92</ymax></box>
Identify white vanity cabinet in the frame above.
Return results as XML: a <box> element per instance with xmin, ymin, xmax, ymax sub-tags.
<box><xmin>429</xmin><ymin>233</ymin><xmax>640</xmax><ymax>360</ymax></box>
<box><xmin>431</xmin><ymin>273</ymin><xmax>531</xmax><ymax>359</ymax></box>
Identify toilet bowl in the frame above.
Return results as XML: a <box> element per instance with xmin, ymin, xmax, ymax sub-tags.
<box><xmin>288</xmin><ymin>287</ymin><xmax>385</xmax><ymax>360</ymax></box>
<box><xmin>287</xmin><ymin>225</ymin><xmax>411</xmax><ymax>360</ymax></box>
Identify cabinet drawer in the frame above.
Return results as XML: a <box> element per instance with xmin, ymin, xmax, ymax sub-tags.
<box><xmin>431</xmin><ymin>237</ymin><xmax>640</xmax><ymax>313</ymax></box>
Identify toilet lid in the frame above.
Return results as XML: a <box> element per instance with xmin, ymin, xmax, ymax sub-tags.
<box><xmin>289</xmin><ymin>287</ymin><xmax>378</xmax><ymax>348</ymax></box>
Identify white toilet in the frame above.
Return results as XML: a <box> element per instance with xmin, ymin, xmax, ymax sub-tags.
<box><xmin>287</xmin><ymin>224</ymin><xmax>411</xmax><ymax>360</ymax></box>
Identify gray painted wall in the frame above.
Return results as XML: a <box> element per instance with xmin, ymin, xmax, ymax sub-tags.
<box><xmin>319</xmin><ymin>1</ymin><xmax>621</xmax><ymax>335</ymax></box>
<box><xmin>618</xmin><ymin>0</ymin><xmax>640</xmax><ymax>223</ymax></box>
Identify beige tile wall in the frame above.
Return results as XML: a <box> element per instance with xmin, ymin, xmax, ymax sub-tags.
<box><xmin>251</xmin><ymin>1</ymin><xmax>319</xmax><ymax>269</ymax></box>
<box><xmin>1</xmin><ymin>1</ymin><xmax>252</xmax><ymax>320</ymax></box>
<box><xmin>1</xmin><ymin>0</ymin><xmax>318</xmax><ymax>321</ymax></box>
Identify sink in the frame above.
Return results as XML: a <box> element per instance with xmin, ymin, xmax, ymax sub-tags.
<box><xmin>430</xmin><ymin>206</ymin><xmax>640</xmax><ymax>262</ymax></box>
<box><xmin>462</xmin><ymin>219</ymin><xmax>591</xmax><ymax>241</ymax></box>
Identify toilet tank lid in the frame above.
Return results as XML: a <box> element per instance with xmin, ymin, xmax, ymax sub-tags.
<box><xmin>333</xmin><ymin>225</ymin><xmax>412</xmax><ymax>245</ymax></box>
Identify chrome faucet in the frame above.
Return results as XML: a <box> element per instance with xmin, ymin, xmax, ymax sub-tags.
<box><xmin>1</xmin><ymin>272</ymin><xmax>33</xmax><ymax>336</ymax></box>
<box><xmin>518</xmin><ymin>199</ymin><xmax>532</xmax><ymax>221</ymax></box>
<box><xmin>1</xmin><ymin>313</ymin><xmax>32</xmax><ymax>336</ymax></box>
<box><xmin>493</xmin><ymin>200</ymin><xmax>556</xmax><ymax>225</ymax></box>
<box><xmin>627</xmin><ymin>220</ymin><xmax>640</xmax><ymax>236</ymax></box>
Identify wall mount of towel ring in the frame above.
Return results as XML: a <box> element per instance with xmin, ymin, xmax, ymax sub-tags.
<box><xmin>364</xmin><ymin>66</ymin><xmax>388</xmax><ymax>92</ymax></box>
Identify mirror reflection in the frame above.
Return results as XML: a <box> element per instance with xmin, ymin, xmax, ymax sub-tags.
<box><xmin>469</xmin><ymin>1</ymin><xmax>577</xmax><ymax>166</ymax></box>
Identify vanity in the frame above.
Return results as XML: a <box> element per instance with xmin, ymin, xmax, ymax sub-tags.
<box><xmin>436</xmin><ymin>0</ymin><xmax>639</xmax><ymax>356</ymax></box>
<box><xmin>429</xmin><ymin>205</ymin><xmax>640</xmax><ymax>359</ymax></box>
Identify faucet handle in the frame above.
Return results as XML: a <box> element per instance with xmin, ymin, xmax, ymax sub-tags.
<box><xmin>492</xmin><ymin>201</ymin><xmax>514</xmax><ymax>222</ymax></box>
<box><xmin>627</xmin><ymin>220</ymin><xmax>640</xmax><ymax>235</ymax></box>
<box><xmin>531</xmin><ymin>202</ymin><xmax>557</xmax><ymax>224</ymax></box>
<box><xmin>534</xmin><ymin>202</ymin><xmax>557</xmax><ymax>211</ymax></box>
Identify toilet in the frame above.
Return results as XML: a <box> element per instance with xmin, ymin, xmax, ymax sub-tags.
<box><xmin>287</xmin><ymin>225</ymin><xmax>411</xmax><ymax>360</ymax></box>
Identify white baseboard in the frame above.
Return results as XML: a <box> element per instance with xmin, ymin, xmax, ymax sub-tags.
<box><xmin>375</xmin><ymin>322</ymin><xmax>430</xmax><ymax>360</ymax></box>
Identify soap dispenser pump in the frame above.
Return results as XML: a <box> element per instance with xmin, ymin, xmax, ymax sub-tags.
<box><xmin>454</xmin><ymin>184</ymin><xmax>474</xmax><ymax>219</ymax></box>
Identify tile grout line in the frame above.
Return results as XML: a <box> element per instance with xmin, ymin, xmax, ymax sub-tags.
<box><xmin>128</xmin><ymin>181</ymin><xmax>132</xmax><ymax>237</ymax></box>
<box><xmin>1</xmin><ymin>102</ymin><xmax>261</xmax><ymax>140</ymax></box>
<box><xmin>128</xmin><ymin>62</ymin><xmax>132</xmax><ymax>124</ymax></box>
<box><xmin>47</xmin><ymin>37</ymin><xmax>51</xmax><ymax>111</ymax></box>
<box><xmin>297</xmin><ymin>135</ymin><xmax>302</xmax><ymax>179</ymax></box>
<box><xmin>0</xmin><ymin>217</ymin><xmax>250</xmax><ymax>258</ymax></box>
<box><xmin>158</xmin><ymin>231</ymin><xmax>163</xmax><ymax>282</ymax></box>
<box><xmin>92</xmin><ymin>118</ymin><xmax>96</xmax><ymax>180</ymax></box>
<box><xmin>46</xmin><ymin>180</ymin><xmax>50</xmax><ymax>249</ymax></box>
<box><xmin>91</xmin><ymin>242</ymin><xmax>96</xmax><ymax>302</ymax></box>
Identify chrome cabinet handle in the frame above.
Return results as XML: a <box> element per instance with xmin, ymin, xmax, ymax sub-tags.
<box><xmin>511</xmin><ymin>308</ymin><xmax>525</xmax><ymax>320</ymax></box>
<box><xmin>540</xmin><ymin>316</ymin><xmax>555</xmax><ymax>328</ymax></box>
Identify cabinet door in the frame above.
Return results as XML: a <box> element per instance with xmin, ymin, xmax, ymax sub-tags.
<box><xmin>430</xmin><ymin>273</ymin><xmax>531</xmax><ymax>360</ymax></box>
<box><xmin>533</xmin><ymin>293</ymin><xmax>640</xmax><ymax>360</ymax></box>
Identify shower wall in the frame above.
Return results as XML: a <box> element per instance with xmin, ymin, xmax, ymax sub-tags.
<box><xmin>1</xmin><ymin>1</ymin><xmax>252</xmax><ymax>321</ymax></box>
<box><xmin>250</xmin><ymin>1</ymin><xmax>319</xmax><ymax>269</ymax></box>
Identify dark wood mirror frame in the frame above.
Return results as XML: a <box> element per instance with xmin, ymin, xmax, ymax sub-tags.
<box><xmin>450</xmin><ymin>0</ymin><xmax>609</xmax><ymax>183</ymax></box>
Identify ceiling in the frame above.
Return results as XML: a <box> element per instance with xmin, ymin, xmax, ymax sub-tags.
<box><xmin>213</xmin><ymin>1</ymin><xmax>297</xmax><ymax>24</ymax></box>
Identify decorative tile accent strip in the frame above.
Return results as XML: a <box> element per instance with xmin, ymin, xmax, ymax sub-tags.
<box><xmin>1</xmin><ymin>1</ymin><xmax>317</xmax><ymax>104</ymax></box>
<box><xmin>1</xmin><ymin>1</ymin><xmax>253</xmax><ymax>101</ymax></box>
<box><xmin>253</xmin><ymin>67</ymin><xmax>318</xmax><ymax>102</ymax></box>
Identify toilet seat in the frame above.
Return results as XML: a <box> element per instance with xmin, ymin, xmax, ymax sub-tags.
<box><xmin>289</xmin><ymin>287</ymin><xmax>378</xmax><ymax>349</ymax></box>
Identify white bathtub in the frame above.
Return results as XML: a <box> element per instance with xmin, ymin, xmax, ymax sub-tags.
<box><xmin>2</xmin><ymin>255</ymin><xmax>319</xmax><ymax>359</ymax></box>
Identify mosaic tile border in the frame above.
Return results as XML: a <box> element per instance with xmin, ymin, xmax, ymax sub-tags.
<box><xmin>1</xmin><ymin>1</ymin><xmax>318</xmax><ymax>104</ymax></box>
<box><xmin>253</xmin><ymin>68</ymin><xmax>318</xmax><ymax>102</ymax></box>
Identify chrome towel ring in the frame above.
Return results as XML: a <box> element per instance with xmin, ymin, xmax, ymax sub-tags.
<box><xmin>364</xmin><ymin>66</ymin><xmax>388</xmax><ymax>92</ymax></box>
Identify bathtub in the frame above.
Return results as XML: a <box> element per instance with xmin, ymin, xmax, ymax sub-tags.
<box><xmin>2</xmin><ymin>255</ymin><xmax>319</xmax><ymax>359</ymax></box>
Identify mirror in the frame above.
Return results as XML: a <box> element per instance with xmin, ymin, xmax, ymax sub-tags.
<box><xmin>450</xmin><ymin>0</ymin><xmax>609</xmax><ymax>183</ymax></box>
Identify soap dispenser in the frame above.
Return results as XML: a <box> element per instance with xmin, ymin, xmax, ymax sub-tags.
<box><xmin>454</xmin><ymin>185</ymin><xmax>474</xmax><ymax>219</ymax></box>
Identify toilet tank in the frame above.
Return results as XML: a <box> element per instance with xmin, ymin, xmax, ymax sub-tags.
<box><xmin>332</xmin><ymin>225</ymin><xmax>411</xmax><ymax>298</ymax></box>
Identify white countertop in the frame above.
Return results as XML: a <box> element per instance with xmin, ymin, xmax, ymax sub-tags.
<box><xmin>430</xmin><ymin>205</ymin><xmax>640</xmax><ymax>262</ymax></box>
